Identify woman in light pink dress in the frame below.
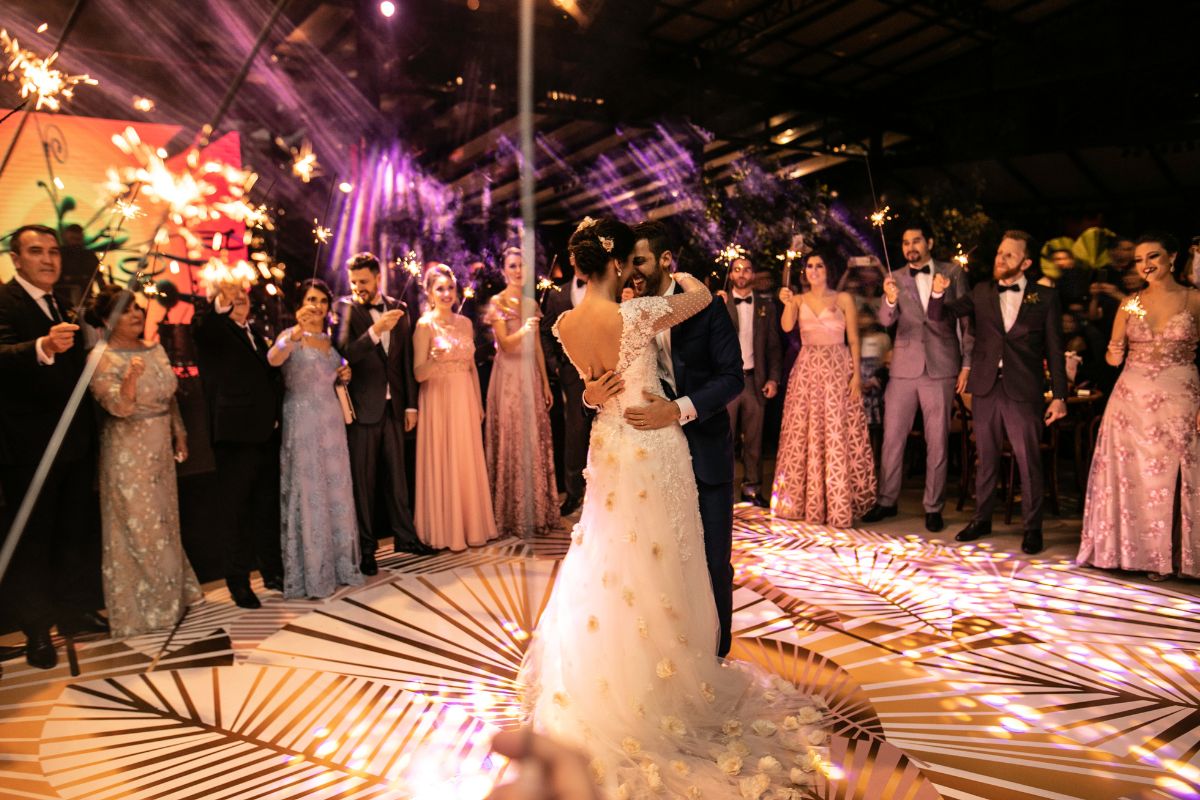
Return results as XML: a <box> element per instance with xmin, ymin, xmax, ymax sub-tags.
<box><xmin>1078</xmin><ymin>233</ymin><xmax>1200</xmax><ymax>580</ymax></box>
<box><xmin>484</xmin><ymin>247</ymin><xmax>559</xmax><ymax>537</ymax></box>
<box><xmin>413</xmin><ymin>265</ymin><xmax>498</xmax><ymax>551</ymax></box>
<box><xmin>771</xmin><ymin>253</ymin><xmax>876</xmax><ymax>527</ymax></box>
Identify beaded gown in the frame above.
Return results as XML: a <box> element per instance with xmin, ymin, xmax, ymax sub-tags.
<box><xmin>277</xmin><ymin>334</ymin><xmax>362</xmax><ymax>599</ymax></box>
<box><xmin>91</xmin><ymin>343</ymin><xmax>202</xmax><ymax>638</ymax></box>
<box><xmin>485</xmin><ymin>295</ymin><xmax>558</xmax><ymax>537</ymax></box>
<box><xmin>521</xmin><ymin>286</ymin><xmax>828</xmax><ymax>800</ymax></box>
<box><xmin>771</xmin><ymin>301</ymin><xmax>876</xmax><ymax>527</ymax></box>
<box><xmin>1078</xmin><ymin>307</ymin><xmax>1200</xmax><ymax>576</ymax></box>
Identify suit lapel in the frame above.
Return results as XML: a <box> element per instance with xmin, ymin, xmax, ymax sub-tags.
<box><xmin>668</xmin><ymin>283</ymin><xmax>687</xmax><ymax>391</ymax></box>
<box><xmin>10</xmin><ymin>280</ymin><xmax>53</xmax><ymax>332</ymax></box>
<box><xmin>725</xmin><ymin>293</ymin><xmax>738</xmax><ymax>332</ymax></box>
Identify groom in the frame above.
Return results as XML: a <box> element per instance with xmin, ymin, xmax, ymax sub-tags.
<box><xmin>585</xmin><ymin>221</ymin><xmax>743</xmax><ymax>657</ymax></box>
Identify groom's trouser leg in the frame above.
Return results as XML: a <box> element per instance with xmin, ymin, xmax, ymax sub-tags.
<box><xmin>561</xmin><ymin>379</ymin><xmax>591</xmax><ymax>502</ymax></box>
<box><xmin>697</xmin><ymin>477</ymin><xmax>734</xmax><ymax>658</ymax></box>
<box><xmin>877</xmin><ymin>377</ymin><xmax>920</xmax><ymax>507</ymax></box>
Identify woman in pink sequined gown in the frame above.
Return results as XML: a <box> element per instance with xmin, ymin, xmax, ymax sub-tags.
<box><xmin>1078</xmin><ymin>234</ymin><xmax>1200</xmax><ymax>580</ymax></box>
<box><xmin>771</xmin><ymin>253</ymin><xmax>876</xmax><ymax>526</ymax></box>
<box><xmin>414</xmin><ymin>265</ymin><xmax>498</xmax><ymax>551</ymax></box>
<box><xmin>485</xmin><ymin>248</ymin><xmax>559</xmax><ymax>537</ymax></box>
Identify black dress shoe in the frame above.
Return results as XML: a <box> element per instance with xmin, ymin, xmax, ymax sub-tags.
<box><xmin>955</xmin><ymin>520</ymin><xmax>992</xmax><ymax>542</ymax></box>
<box><xmin>1022</xmin><ymin>529</ymin><xmax>1044</xmax><ymax>555</ymax></box>
<box><xmin>228</xmin><ymin>581</ymin><xmax>262</xmax><ymax>609</ymax></box>
<box><xmin>360</xmin><ymin>552</ymin><xmax>379</xmax><ymax>576</ymax></box>
<box><xmin>925</xmin><ymin>512</ymin><xmax>945</xmax><ymax>532</ymax></box>
<box><xmin>262</xmin><ymin>573</ymin><xmax>284</xmax><ymax>592</ymax></box>
<box><xmin>741</xmin><ymin>491</ymin><xmax>770</xmax><ymax>509</ymax></box>
<box><xmin>861</xmin><ymin>505</ymin><xmax>898</xmax><ymax>523</ymax></box>
<box><xmin>559</xmin><ymin>495</ymin><xmax>582</xmax><ymax>517</ymax></box>
<box><xmin>399</xmin><ymin>540</ymin><xmax>438</xmax><ymax>556</ymax></box>
<box><xmin>58</xmin><ymin>610</ymin><xmax>110</xmax><ymax>636</ymax></box>
<box><xmin>25</xmin><ymin>630</ymin><xmax>57</xmax><ymax>670</ymax></box>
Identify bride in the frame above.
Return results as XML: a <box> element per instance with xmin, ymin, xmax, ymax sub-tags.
<box><xmin>519</xmin><ymin>217</ymin><xmax>827</xmax><ymax>800</ymax></box>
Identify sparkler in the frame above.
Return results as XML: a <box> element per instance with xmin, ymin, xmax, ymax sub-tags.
<box><xmin>312</xmin><ymin>220</ymin><xmax>332</xmax><ymax>244</ymax></box>
<box><xmin>132</xmin><ymin>95</ymin><xmax>155</xmax><ymax>113</ymax></box>
<box><xmin>0</xmin><ymin>29</ymin><xmax>96</xmax><ymax>112</ymax></box>
<box><xmin>1121</xmin><ymin>294</ymin><xmax>1147</xmax><ymax>319</ymax></box>
<box><xmin>862</xmin><ymin>158</ymin><xmax>895</xmax><ymax>278</ymax></box>
<box><xmin>286</xmin><ymin>139</ymin><xmax>321</xmax><ymax>183</ymax></box>
<box><xmin>115</xmin><ymin>198</ymin><xmax>144</xmax><ymax>220</ymax></box>
<box><xmin>777</xmin><ymin>233</ymin><xmax>807</xmax><ymax>289</ymax></box>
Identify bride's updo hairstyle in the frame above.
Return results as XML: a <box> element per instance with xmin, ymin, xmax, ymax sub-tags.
<box><xmin>568</xmin><ymin>216</ymin><xmax>635</xmax><ymax>279</ymax></box>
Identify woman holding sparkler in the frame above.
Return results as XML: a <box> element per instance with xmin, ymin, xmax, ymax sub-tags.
<box><xmin>269</xmin><ymin>279</ymin><xmax>362</xmax><ymax>599</ymax></box>
<box><xmin>485</xmin><ymin>247</ymin><xmax>559</xmax><ymax>537</ymax></box>
<box><xmin>1078</xmin><ymin>233</ymin><xmax>1200</xmax><ymax>581</ymax></box>
<box><xmin>87</xmin><ymin>286</ymin><xmax>202</xmax><ymax>637</ymax></box>
<box><xmin>414</xmin><ymin>264</ymin><xmax>498</xmax><ymax>550</ymax></box>
<box><xmin>771</xmin><ymin>251</ymin><xmax>876</xmax><ymax>527</ymax></box>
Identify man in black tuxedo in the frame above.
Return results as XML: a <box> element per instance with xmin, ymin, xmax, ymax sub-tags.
<box><xmin>541</xmin><ymin>256</ymin><xmax>591</xmax><ymax>516</ymax></box>
<box><xmin>928</xmin><ymin>230</ymin><xmax>1068</xmax><ymax>554</ymax></box>
<box><xmin>0</xmin><ymin>225</ymin><xmax>106</xmax><ymax>669</ymax></box>
<box><xmin>724</xmin><ymin>256</ymin><xmax>782</xmax><ymax>507</ymax></box>
<box><xmin>589</xmin><ymin>221</ymin><xmax>743</xmax><ymax>657</ymax></box>
<box><xmin>335</xmin><ymin>253</ymin><xmax>433</xmax><ymax>571</ymax></box>
<box><xmin>193</xmin><ymin>283</ymin><xmax>284</xmax><ymax>608</ymax></box>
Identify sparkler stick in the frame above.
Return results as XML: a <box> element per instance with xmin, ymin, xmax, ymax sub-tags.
<box><xmin>863</xmin><ymin>157</ymin><xmax>895</xmax><ymax>278</ymax></box>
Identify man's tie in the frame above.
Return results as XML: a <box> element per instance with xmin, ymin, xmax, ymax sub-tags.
<box><xmin>909</xmin><ymin>265</ymin><xmax>930</xmax><ymax>276</ymax></box>
<box><xmin>997</xmin><ymin>283</ymin><xmax>1021</xmax><ymax>293</ymax></box>
<box><xmin>369</xmin><ymin>303</ymin><xmax>386</xmax><ymax>312</ymax></box>
<box><xmin>733</xmin><ymin>296</ymin><xmax>752</xmax><ymax>305</ymax></box>
<box><xmin>44</xmin><ymin>294</ymin><xmax>63</xmax><ymax>324</ymax></box>
<box><xmin>575</xmin><ymin>278</ymin><xmax>586</xmax><ymax>289</ymax></box>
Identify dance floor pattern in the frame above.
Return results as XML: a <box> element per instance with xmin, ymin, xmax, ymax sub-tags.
<box><xmin>3</xmin><ymin>507</ymin><xmax>1199</xmax><ymax>800</ymax></box>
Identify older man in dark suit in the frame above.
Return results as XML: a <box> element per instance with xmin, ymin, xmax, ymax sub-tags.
<box><xmin>928</xmin><ymin>230</ymin><xmax>1068</xmax><ymax>554</ymax></box>
<box><xmin>0</xmin><ymin>224</ymin><xmax>106</xmax><ymax>669</ymax></box>
<box><xmin>193</xmin><ymin>283</ymin><xmax>284</xmax><ymax>608</ymax></box>
<box><xmin>336</xmin><ymin>252</ymin><xmax>434</xmax><ymax>571</ymax></box>
<box><xmin>723</xmin><ymin>257</ymin><xmax>782</xmax><ymax>506</ymax></box>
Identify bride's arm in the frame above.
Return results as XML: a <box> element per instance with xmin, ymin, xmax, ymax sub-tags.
<box><xmin>650</xmin><ymin>272</ymin><xmax>712</xmax><ymax>335</ymax></box>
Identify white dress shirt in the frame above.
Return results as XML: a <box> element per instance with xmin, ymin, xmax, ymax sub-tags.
<box><xmin>914</xmin><ymin>261</ymin><xmax>934</xmax><ymax>311</ymax></box>
<box><xmin>999</xmin><ymin>274</ymin><xmax>1027</xmax><ymax>333</ymax></box>
<box><xmin>14</xmin><ymin>273</ymin><xmax>59</xmax><ymax>365</ymax></box>
<box><xmin>731</xmin><ymin>289</ymin><xmax>755</xmax><ymax>370</ymax></box>
<box><xmin>570</xmin><ymin>275</ymin><xmax>586</xmax><ymax>307</ymax></box>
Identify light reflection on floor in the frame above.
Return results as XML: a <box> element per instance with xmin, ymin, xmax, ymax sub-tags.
<box><xmin>1</xmin><ymin>506</ymin><xmax>1197</xmax><ymax>799</ymax></box>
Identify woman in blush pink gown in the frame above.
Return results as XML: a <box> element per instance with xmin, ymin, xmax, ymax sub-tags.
<box><xmin>413</xmin><ymin>265</ymin><xmax>498</xmax><ymax>551</ymax></box>
<box><xmin>771</xmin><ymin>253</ymin><xmax>876</xmax><ymax>527</ymax></box>
<box><xmin>1079</xmin><ymin>233</ymin><xmax>1200</xmax><ymax>580</ymax></box>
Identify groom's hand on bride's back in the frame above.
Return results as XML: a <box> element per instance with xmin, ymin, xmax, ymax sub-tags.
<box><xmin>486</xmin><ymin>729</ymin><xmax>600</xmax><ymax>800</ymax></box>
<box><xmin>582</xmin><ymin>369</ymin><xmax>624</xmax><ymax>408</ymax></box>
<box><xmin>624</xmin><ymin>391</ymin><xmax>681</xmax><ymax>430</ymax></box>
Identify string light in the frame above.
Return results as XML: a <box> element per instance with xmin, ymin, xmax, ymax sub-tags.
<box><xmin>0</xmin><ymin>29</ymin><xmax>96</xmax><ymax>111</ymax></box>
<box><xmin>132</xmin><ymin>95</ymin><xmax>155</xmax><ymax>113</ymax></box>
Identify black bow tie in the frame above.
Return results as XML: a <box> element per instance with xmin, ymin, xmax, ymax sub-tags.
<box><xmin>368</xmin><ymin>302</ymin><xmax>385</xmax><ymax>312</ymax></box>
<box><xmin>909</xmin><ymin>265</ymin><xmax>930</xmax><ymax>275</ymax></box>
<box><xmin>733</xmin><ymin>296</ymin><xmax>753</xmax><ymax>305</ymax></box>
<box><xmin>997</xmin><ymin>283</ymin><xmax>1021</xmax><ymax>293</ymax></box>
<box><xmin>575</xmin><ymin>278</ymin><xmax>586</xmax><ymax>289</ymax></box>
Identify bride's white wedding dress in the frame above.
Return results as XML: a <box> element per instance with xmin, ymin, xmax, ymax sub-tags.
<box><xmin>520</xmin><ymin>285</ymin><xmax>827</xmax><ymax>800</ymax></box>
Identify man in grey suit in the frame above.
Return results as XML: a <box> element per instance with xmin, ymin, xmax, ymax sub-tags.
<box><xmin>862</xmin><ymin>223</ymin><xmax>972</xmax><ymax>532</ymax></box>
<box><xmin>724</xmin><ymin>257</ymin><xmax>782</xmax><ymax>506</ymax></box>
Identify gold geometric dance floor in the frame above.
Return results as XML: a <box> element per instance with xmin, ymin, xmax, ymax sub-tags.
<box><xmin>3</xmin><ymin>507</ymin><xmax>1199</xmax><ymax>799</ymax></box>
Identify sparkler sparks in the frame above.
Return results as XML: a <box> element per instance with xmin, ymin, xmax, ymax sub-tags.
<box><xmin>286</xmin><ymin>139</ymin><xmax>321</xmax><ymax>184</ymax></box>
<box><xmin>399</xmin><ymin>251</ymin><xmax>421</xmax><ymax>277</ymax></box>
<box><xmin>868</xmin><ymin>205</ymin><xmax>894</xmax><ymax>228</ymax></box>
<box><xmin>313</xmin><ymin>219</ymin><xmax>332</xmax><ymax>244</ymax></box>
<box><xmin>1</xmin><ymin>29</ymin><xmax>96</xmax><ymax>112</ymax></box>
<box><xmin>132</xmin><ymin>95</ymin><xmax>155</xmax><ymax>113</ymax></box>
<box><xmin>717</xmin><ymin>243</ymin><xmax>747</xmax><ymax>266</ymax></box>
<box><xmin>1121</xmin><ymin>294</ymin><xmax>1147</xmax><ymax>319</ymax></box>
<box><xmin>536</xmin><ymin>277</ymin><xmax>557</xmax><ymax>292</ymax></box>
<box><xmin>115</xmin><ymin>198</ymin><xmax>144</xmax><ymax>220</ymax></box>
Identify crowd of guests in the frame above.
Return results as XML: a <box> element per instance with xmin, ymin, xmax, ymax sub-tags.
<box><xmin>2</xmin><ymin>217</ymin><xmax>1198</xmax><ymax>671</ymax></box>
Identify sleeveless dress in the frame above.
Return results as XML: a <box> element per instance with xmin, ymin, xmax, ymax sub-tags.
<box><xmin>771</xmin><ymin>301</ymin><xmax>876</xmax><ymax>527</ymax></box>
<box><xmin>520</xmin><ymin>289</ymin><xmax>828</xmax><ymax>800</ymax></box>
<box><xmin>90</xmin><ymin>343</ymin><xmax>202</xmax><ymax>638</ymax></box>
<box><xmin>277</xmin><ymin>335</ymin><xmax>362</xmax><ymax>599</ymax></box>
<box><xmin>484</xmin><ymin>296</ymin><xmax>559</xmax><ymax>537</ymax></box>
<box><xmin>414</xmin><ymin>314</ymin><xmax>498</xmax><ymax>551</ymax></box>
<box><xmin>1078</xmin><ymin>308</ymin><xmax>1200</xmax><ymax>576</ymax></box>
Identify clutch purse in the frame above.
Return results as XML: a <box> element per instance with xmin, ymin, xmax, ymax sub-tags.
<box><xmin>335</xmin><ymin>382</ymin><xmax>356</xmax><ymax>424</ymax></box>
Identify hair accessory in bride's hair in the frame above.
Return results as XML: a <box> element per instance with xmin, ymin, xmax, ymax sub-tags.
<box><xmin>599</xmin><ymin>236</ymin><xmax>614</xmax><ymax>253</ymax></box>
<box><xmin>575</xmin><ymin>216</ymin><xmax>598</xmax><ymax>234</ymax></box>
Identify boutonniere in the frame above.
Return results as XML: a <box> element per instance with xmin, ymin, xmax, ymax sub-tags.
<box><xmin>1022</xmin><ymin>293</ymin><xmax>1041</xmax><ymax>306</ymax></box>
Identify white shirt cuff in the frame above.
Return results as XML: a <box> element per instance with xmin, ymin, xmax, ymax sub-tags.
<box><xmin>35</xmin><ymin>336</ymin><xmax>55</xmax><ymax>365</ymax></box>
<box><xmin>676</xmin><ymin>396</ymin><xmax>697</xmax><ymax>425</ymax></box>
<box><xmin>368</xmin><ymin>327</ymin><xmax>381</xmax><ymax>345</ymax></box>
<box><xmin>930</xmin><ymin>291</ymin><xmax>945</xmax><ymax>299</ymax></box>
<box><xmin>884</xmin><ymin>297</ymin><xmax>896</xmax><ymax>308</ymax></box>
<box><xmin>405</xmin><ymin>407</ymin><xmax>417</xmax><ymax>414</ymax></box>
<box><xmin>582</xmin><ymin>395</ymin><xmax>598</xmax><ymax>411</ymax></box>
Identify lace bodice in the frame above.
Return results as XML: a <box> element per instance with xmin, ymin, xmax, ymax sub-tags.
<box><xmin>418</xmin><ymin>315</ymin><xmax>475</xmax><ymax>378</ymax></box>
<box><xmin>1126</xmin><ymin>310</ymin><xmax>1198</xmax><ymax>375</ymax></box>
<box><xmin>552</xmin><ymin>287</ymin><xmax>712</xmax><ymax>420</ymax></box>
<box><xmin>798</xmin><ymin>299</ymin><xmax>846</xmax><ymax>346</ymax></box>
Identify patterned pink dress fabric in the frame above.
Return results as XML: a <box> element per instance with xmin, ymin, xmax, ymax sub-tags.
<box><xmin>771</xmin><ymin>301</ymin><xmax>876</xmax><ymax>526</ymax></box>
<box><xmin>485</xmin><ymin>297</ymin><xmax>559</xmax><ymax>537</ymax></box>
<box><xmin>1078</xmin><ymin>310</ymin><xmax>1200</xmax><ymax>576</ymax></box>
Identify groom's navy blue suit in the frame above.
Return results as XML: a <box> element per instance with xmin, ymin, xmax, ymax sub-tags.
<box><xmin>668</xmin><ymin>284</ymin><xmax>744</xmax><ymax>657</ymax></box>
